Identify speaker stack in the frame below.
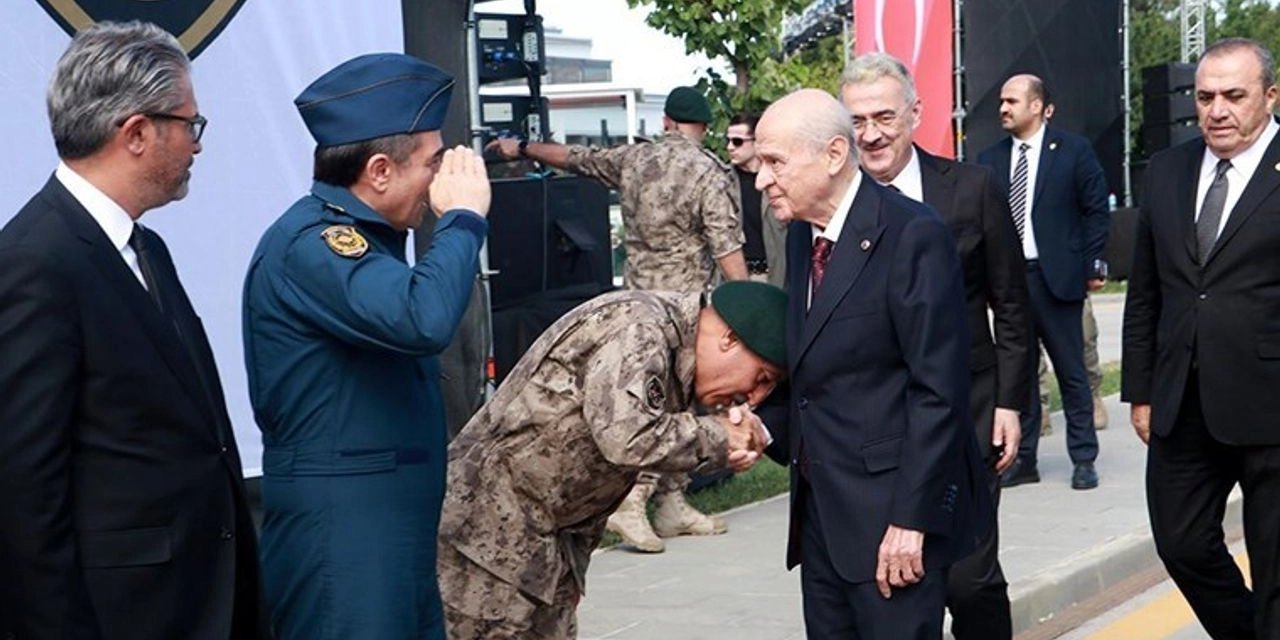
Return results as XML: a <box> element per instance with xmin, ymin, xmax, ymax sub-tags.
<box><xmin>1141</xmin><ymin>62</ymin><xmax>1199</xmax><ymax>155</ymax></box>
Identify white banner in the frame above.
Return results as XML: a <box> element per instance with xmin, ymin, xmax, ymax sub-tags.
<box><xmin>0</xmin><ymin>1</ymin><xmax>405</xmax><ymax>475</ymax></box>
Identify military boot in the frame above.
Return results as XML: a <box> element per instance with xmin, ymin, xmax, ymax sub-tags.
<box><xmin>652</xmin><ymin>490</ymin><xmax>728</xmax><ymax>537</ymax></box>
<box><xmin>605</xmin><ymin>483</ymin><xmax>664</xmax><ymax>553</ymax></box>
<box><xmin>1093</xmin><ymin>393</ymin><xmax>1108</xmax><ymax>430</ymax></box>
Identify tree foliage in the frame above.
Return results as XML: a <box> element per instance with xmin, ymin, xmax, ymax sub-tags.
<box><xmin>625</xmin><ymin>0</ymin><xmax>811</xmax><ymax>94</ymax></box>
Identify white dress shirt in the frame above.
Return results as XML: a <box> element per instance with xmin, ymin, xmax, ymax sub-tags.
<box><xmin>884</xmin><ymin>146</ymin><xmax>924</xmax><ymax>202</ymax></box>
<box><xmin>55</xmin><ymin>162</ymin><xmax>147</xmax><ymax>288</ymax></box>
<box><xmin>807</xmin><ymin>170</ymin><xmax>864</xmax><ymax>308</ymax></box>
<box><xmin>1195</xmin><ymin>117</ymin><xmax>1280</xmax><ymax>237</ymax></box>
<box><xmin>1008</xmin><ymin>123</ymin><xmax>1047</xmax><ymax>260</ymax></box>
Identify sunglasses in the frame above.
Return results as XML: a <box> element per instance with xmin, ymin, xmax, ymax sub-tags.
<box><xmin>727</xmin><ymin>136</ymin><xmax>754</xmax><ymax>147</ymax></box>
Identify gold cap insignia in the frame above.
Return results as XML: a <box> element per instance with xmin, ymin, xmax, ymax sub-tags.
<box><xmin>322</xmin><ymin>225</ymin><xmax>368</xmax><ymax>258</ymax></box>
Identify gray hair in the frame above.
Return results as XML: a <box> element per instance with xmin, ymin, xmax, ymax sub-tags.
<box><xmin>1202</xmin><ymin>37</ymin><xmax>1277</xmax><ymax>89</ymax></box>
<box><xmin>841</xmin><ymin>52</ymin><xmax>918</xmax><ymax>108</ymax></box>
<box><xmin>47</xmin><ymin>21</ymin><xmax>191</xmax><ymax>159</ymax></box>
<box><xmin>794</xmin><ymin>91</ymin><xmax>856</xmax><ymax>154</ymax></box>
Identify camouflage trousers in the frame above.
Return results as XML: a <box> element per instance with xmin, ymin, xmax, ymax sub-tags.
<box><xmin>635</xmin><ymin>470</ymin><xmax>690</xmax><ymax>495</ymax></box>
<box><xmin>439</xmin><ymin>544</ymin><xmax>578</xmax><ymax>639</ymax></box>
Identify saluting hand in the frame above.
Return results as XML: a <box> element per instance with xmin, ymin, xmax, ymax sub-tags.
<box><xmin>429</xmin><ymin>146</ymin><xmax>491</xmax><ymax>218</ymax></box>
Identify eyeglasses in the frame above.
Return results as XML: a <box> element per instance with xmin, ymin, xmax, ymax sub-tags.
<box><xmin>851</xmin><ymin>109</ymin><xmax>905</xmax><ymax>133</ymax></box>
<box><xmin>727</xmin><ymin>136</ymin><xmax>754</xmax><ymax>147</ymax></box>
<box><xmin>144</xmin><ymin>112</ymin><xmax>208</xmax><ymax>143</ymax></box>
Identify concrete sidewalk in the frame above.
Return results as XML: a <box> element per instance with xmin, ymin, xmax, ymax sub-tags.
<box><xmin>577</xmin><ymin>391</ymin><xmax>1210</xmax><ymax>639</ymax></box>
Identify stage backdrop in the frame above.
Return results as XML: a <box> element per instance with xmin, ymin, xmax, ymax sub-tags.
<box><xmin>960</xmin><ymin>0</ymin><xmax>1124</xmax><ymax>195</ymax></box>
<box><xmin>0</xmin><ymin>1</ymin><xmax>405</xmax><ymax>476</ymax></box>
<box><xmin>855</xmin><ymin>0</ymin><xmax>955</xmax><ymax>158</ymax></box>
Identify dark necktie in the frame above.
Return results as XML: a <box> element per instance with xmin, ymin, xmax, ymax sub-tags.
<box><xmin>1009</xmin><ymin>142</ymin><xmax>1031</xmax><ymax>241</ymax></box>
<box><xmin>811</xmin><ymin>237</ymin><xmax>835</xmax><ymax>293</ymax></box>
<box><xmin>1196</xmin><ymin>159</ymin><xmax>1231</xmax><ymax>264</ymax></box>
<box><xmin>129</xmin><ymin>225</ymin><xmax>166</xmax><ymax>314</ymax></box>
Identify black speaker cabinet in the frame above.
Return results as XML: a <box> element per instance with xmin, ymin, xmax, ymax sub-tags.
<box><xmin>1142</xmin><ymin>62</ymin><xmax>1196</xmax><ymax>96</ymax></box>
<box><xmin>487</xmin><ymin>175</ymin><xmax>613</xmax><ymax>308</ymax></box>
<box><xmin>1143</xmin><ymin>92</ymin><xmax>1196</xmax><ymax>125</ymax></box>
<box><xmin>1142</xmin><ymin>121</ymin><xmax>1201</xmax><ymax>154</ymax></box>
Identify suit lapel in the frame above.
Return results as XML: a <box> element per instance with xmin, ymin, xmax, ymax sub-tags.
<box><xmin>1032</xmin><ymin>129</ymin><xmax>1060</xmax><ymax>214</ymax></box>
<box><xmin>47</xmin><ymin>178</ymin><xmax>216</xmax><ymax>424</ymax></box>
<box><xmin>794</xmin><ymin>178</ymin><xmax>886</xmax><ymax>368</ymax></box>
<box><xmin>1206</xmin><ymin>131</ymin><xmax>1280</xmax><ymax>265</ymax></box>
<box><xmin>919</xmin><ymin>147</ymin><xmax>956</xmax><ymax>214</ymax></box>
<box><xmin>1179</xmin><ymin>141</ymin><xmax>1206</xmax><ymax>264</ymax></box>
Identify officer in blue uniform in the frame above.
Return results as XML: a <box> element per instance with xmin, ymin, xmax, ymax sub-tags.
<box><xmin>242</xmin><ymin>53</ymin><xmax>491</xmax><ymax>640</ymax></box>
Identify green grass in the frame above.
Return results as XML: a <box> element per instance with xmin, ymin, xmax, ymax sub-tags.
<box><xmin>1096</xmin><ymin>280</ymin><xmax>1128</xmax><ymax>295</ymax></box>
<box><xmin>1045</xmin><ymin>361</ymin><xmax>1122</xmax><ymax>412</ymax></box>
<box><xmin>599</xmin><ymin>460</ymin><xmax>791</xmax><ymax>549</ymax></box>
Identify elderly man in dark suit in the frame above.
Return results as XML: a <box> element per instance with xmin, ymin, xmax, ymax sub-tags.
<box><xmin>1124</xmin><ymin>38</ymin><xmax>1280</xmax><ymax>639</ymax></box>
<box><xmin>840</xmin><ymin>52</ymin><xmax>1032</xmax><ymax>640</ymax></box>
<box><xmin>0</xmin><ymin>22</ymin><xmax>266</xmax><ymax>639</ymax></box>
<box><xmin>753</xmin><ymin>88</ymin><xmax>989</xmax><ymax>639</ymax></box>
<box><xmin>977</xmin><ymin>74</ymin><xmax>1111</xmax><ymax>491</ymax></box>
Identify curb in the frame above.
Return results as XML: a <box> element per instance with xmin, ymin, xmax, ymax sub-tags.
<box><xmin>1009</xmin><ymin>489</ymin><xmax>1243</xmax><ymax>635</ymax></box>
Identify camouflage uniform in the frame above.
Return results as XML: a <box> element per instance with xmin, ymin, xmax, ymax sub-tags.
<box><xmin>438</xmin><ymin>291</ymin><xmax>730</xmax><ymax>638</ymax></box>
<box><xmin>564</xmin><ymin>131</ymin><xmax>744</xmax><ymax>292</ymax></box>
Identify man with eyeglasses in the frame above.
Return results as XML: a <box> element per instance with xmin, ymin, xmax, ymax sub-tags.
<box><xmin>489</xmin><ymin>85</ymin><xmax>748</xmax><ymax>554</ymax></box>
<box><xmin>840</xmin><ymin>51</ymin><xmax>1031</xmax><ymax>640</ymax></box>
<box><xmin>0</xmin><ymin>21</ymin><xmax>268</xmax><ymax>639</ymax></box>
<box><xmin>727</xmin><ymin>113</ymin><xmax>788</xmax><ymax>288</ymax></box>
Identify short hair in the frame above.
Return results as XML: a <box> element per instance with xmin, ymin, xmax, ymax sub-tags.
<box><xmin>840</xmin><ymin>52</ymin><xmax>918</xmax><ymax>107</ymax></box>
<box><xmin>729</xmin><ymin>112</ymin><xmax>759</xmax><ymax>133</ymax></box>
<box><xmin>47</xmin><ymin>21</ymin><xmax>190</xmax><ymax>160</ymax></box>
<box><xmin>1203</xmin><ymin>37</ymin><xmax>1277</xmax><ymax>88</ymax></box>
<box><xmin>313</xmin><ymin>134</ymin><xmax>421</xmax><ymax>187</ymax></box>
<box><xmin>1024</xmin><ymin>76</ymin><xmax>1052</xmax><ymax>109</ymax></box>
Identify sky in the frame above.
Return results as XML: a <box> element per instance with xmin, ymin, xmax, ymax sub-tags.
<box><xmin>480</xmin><ymin>0</ymin><xmax>726</xmax><ymax>93</ymax></box>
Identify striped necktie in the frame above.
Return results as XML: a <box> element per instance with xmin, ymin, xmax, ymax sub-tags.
<box><xmin>1009</xmin><ymin>142</ymin><xmax>1031</xmax><ymax>241</ymax></box>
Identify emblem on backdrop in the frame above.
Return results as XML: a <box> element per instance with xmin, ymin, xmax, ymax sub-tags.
<box><xmin>35</xmin><ymin>0</ymin><xmax>248</xmax><ymax>59</ymax></box>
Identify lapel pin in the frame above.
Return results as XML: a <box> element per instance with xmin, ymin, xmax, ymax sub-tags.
<box><xmin>860</xmin><ymin>239</ymin><xmax>872</xmax><ymax>251</ymax></box>
<box><xmin>1273</xmin><ymin>162</ymin><xmax>1280</xmax><ymax>171</ymax></box>
<box><xmin>1049</xmin><ymin>141</ymin><xmax>1058</xmax><ymax>151</ymax></box>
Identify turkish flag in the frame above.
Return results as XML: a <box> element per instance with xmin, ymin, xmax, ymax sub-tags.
<box><xmin>855</xmin><ymin>0</ymin><xmax>955</xmax><ymax>158</ymax></box>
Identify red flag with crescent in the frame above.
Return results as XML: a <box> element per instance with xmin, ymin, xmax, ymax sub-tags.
<box><xmin>854</xmin><ymin>0</ymin><xmax>955</xmax><ymax>158</ymax></box>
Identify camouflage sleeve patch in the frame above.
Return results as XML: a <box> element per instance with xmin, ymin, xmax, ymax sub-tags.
<box><xmin>645</xmin><ymin>375</ymin><xmax>666</xmax><ymax>411</ymax></box>
<box><xmin>321</xmin><ymin>225</ymin><xmax>368</xmax><ymax>258</ymax></box>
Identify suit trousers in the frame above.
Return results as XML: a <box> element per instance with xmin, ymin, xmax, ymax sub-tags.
<box><xmin>1148</xmin><ymin>370</ymin><xmax>1280</xmax><ymax>640</ymax></box>
<box><xmin>1019</xmin><ymin>263</ymin><xmax>1097</xmax><ymax>465</ymax></box>
<box><xmin>799</xmin><ymin>486</ymin><xmax>947</xmax><ymax>639</ymax></box>
<box><xmin>946</xmin><ymin>367</ymin><xmax>1011</xmax><ymax>640</ymax></box>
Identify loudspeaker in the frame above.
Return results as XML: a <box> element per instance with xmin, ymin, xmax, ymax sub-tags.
<box><xmin>1142</xmin><ymin>62</ymin><xmax>1196</xmax><ymax>96</ymax></box>
<box><xmin>486</xmin><ymin>175</ymin><xmax>613</xmax><ymax>308</ymax></box>
<box><xmin>1143</xmin><ymin>92</ymin><xmax>1196</xmax><ymax>125</ymax></box>
<box><xmin>1142</xmin><ymin>121</ymin><xmax>1200</xmax><ymax>153</ymax></box>
<box><xmin>1104</xmin><ymin>207</ymin><xmax>1139</xmax><ymax>281</ymax></box>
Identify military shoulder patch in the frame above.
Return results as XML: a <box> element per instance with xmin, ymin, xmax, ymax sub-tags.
<box><xmin>645</xmin><ymin>376</ymin><xmax>666</xmax><ymax>411</ymax></box>
<box><xmin>322</xmin><ymin>225</ymin><xmax>368</xmax><ymax>258</ymax></box>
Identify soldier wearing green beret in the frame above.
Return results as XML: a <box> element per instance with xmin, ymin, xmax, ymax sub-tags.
<box><xmin>438</xmin><ymin>281</ymin><xmax>784</xmax><ymax>639</ymax></box>
<box><xmin>489</xmin><ymin>85</ymin><xmax>751</xmax><ymax>551</ymax></box>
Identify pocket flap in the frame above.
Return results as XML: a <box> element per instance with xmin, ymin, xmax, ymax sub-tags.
<box><xmin>862</xmin><ymin>434</ymin><xmax>904</xmax><ymax>473</ymax></box>
<box><xmin>78</xmin><ymin>526</ymin><xmax>171</xmax><ymax>568</ymax></box>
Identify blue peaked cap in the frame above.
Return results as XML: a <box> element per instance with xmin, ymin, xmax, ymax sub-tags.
<box><xmin>295</xmin><ymin>53</ymin><xmax>454</xmax><ymax>147</ymax></box>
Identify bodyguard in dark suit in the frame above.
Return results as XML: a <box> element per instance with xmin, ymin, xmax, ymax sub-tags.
<box><xmin>753</xmin><ymin>89</ymin><xmax>990</xmax><ymax>639</ymax></box>
<box><xmin>0</xmin><ymin>22</ymin><xmax>266</xmax><ymax>639</ymax></box>
<box><xmin>841</xmin><ymin>53</ymin><xmax>1031</xmax><ymax>640</ymax></box>
<box><xmin>1123</xmin><ymin>38</ymin><xmax>1280</xmax><ymax>639</ymax></box>
<box><xmin>977</xmin><ymin>75</ymin><xmax>1110</xmax><ymax>491</ymax></box>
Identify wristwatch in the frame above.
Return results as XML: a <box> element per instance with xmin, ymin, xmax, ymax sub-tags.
<box><xmin>517</xmin><ymin>138</ymin><xmax>529</xmax><ymax>157</ymax></box>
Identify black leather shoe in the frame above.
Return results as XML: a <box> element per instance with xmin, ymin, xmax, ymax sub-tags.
<box><xmin>1000</xmin><ymin>457</ymin><xmax>1040</xmax><ymax>488</ymax></box>
<box><xmin>1072</xmin><ymin>462</ymin><xmax>1099</xmax><ymax>490</ymax></box>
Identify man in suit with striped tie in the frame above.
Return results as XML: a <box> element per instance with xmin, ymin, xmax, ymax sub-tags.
<box><xmin>977</xmin><ymin>75</ymin><xmax>1111</xmax><ymax>491</ymax></box>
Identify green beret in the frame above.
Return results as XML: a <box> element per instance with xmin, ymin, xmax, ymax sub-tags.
<box><xmin>710</xmin><ymin>281</ymin><xmax>787</xmax><ymax>368</ymax></box>
<box><xmin>664</xmin><ymin>86</ymin><xmax>713</xmax><ymax>124</ymax></box>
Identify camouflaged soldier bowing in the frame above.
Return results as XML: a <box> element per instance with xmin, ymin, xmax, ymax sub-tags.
<box><xmin>438</xmin><ymin>281</ymin><xmax>785</xmax><ymax>639</ymax></box>
<box><xmin>489</xmin><ymin>85</ymin><xmax>750</xmax><ymax>552</ymax></box>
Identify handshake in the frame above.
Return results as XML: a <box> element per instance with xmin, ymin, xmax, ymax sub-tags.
<box><xmin>715</xmin><ymin>405</ymin><xmax>770</xmax><ymax>473</ymax></box>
